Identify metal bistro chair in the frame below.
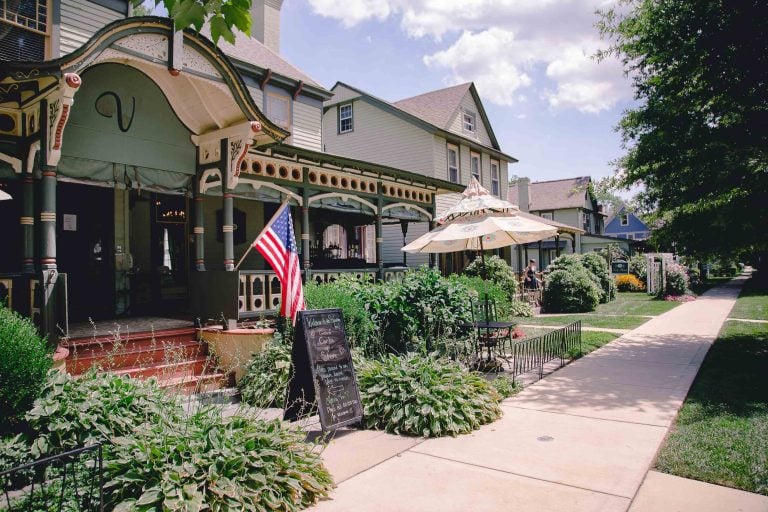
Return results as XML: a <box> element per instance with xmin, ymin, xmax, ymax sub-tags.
<box><xmin>470</xmin><ymin>295</ymin><xmax>513</xmax><ymax>367</ymax></box>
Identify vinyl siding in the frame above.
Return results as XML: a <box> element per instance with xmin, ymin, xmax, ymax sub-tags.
<box><xmin>247</xmin><ymin>86</ymin><xmax>264</xmax><ymax>110</ymax></box>
<box><xmin>322</xmin><ymin>99</ymin><xmax>434</xmax><ymax>175</ymax></box>
<box><xmin>60</xmin><ymin>0</ymin><xmax>125</xmax><ymax>56</ymax></box>
<box><xmin>326</xmin><ymin>84</ymin><xmax>362</xmax><ymax>106</ymax></box>
<box><xmin>381</xmin><ymin>223</ymin><xmax>428</xmax><ymax>266</ymax></box>
<box><xmin>292</xmin><ymin>97</ymin><xmax>322</xmax><ymax>151</ymax></box>
<box><xmin>447</xmin><ymin>91</ymin><xmax>493</xmax><ymax>148</ymax></box>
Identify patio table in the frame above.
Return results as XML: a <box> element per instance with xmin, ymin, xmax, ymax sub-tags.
<box><xmin>461</xmin><ymin>320</ymin><xmax>517</xmax><ymax>371</ymax></box>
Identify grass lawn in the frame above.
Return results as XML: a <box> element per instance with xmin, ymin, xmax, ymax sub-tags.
<box><xmin>520</xmin><ymin>314</ymin><xmax>648</xmax><ymax>330</ymax></box>
<box><xmin>580</xmin><ymin>331</ymin><xmax>620</xmax><ymax>354</ymax></box>
<box><xmin>655</xmin><ymin>318</ymin><xmax>768</xmax><ymax>494</ymax></box>
<box><xmin>691</xmin><ymin>277</ymin><xmax>733</xmax><ymax>296</ymax></box>
<box><xmin>729</xmin><ymin>279</ymin><xmax>768</xmax><ymax>321</ymax></box>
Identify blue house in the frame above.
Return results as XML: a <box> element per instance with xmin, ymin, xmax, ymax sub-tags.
<box><xmin>605</xmin><ymin>206</ymin><xmax>651</xmax><ymax>241</ymax></box>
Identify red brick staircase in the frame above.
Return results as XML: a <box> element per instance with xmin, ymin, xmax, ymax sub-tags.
<box><xmin>65</xmin><ymin>327</ymin><xmax>231</xmax><ymax>394</ymax></box>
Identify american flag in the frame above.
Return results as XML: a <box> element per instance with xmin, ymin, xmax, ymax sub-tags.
<box><xmin>254</xmin><ymin>204</ymin><xmax>305</xmax><ymax>323</ymax></box>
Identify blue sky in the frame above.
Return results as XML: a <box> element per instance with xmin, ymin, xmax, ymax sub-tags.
<box><xmin>278</xmin><ymin>0</ymin><xmax>636</xmax><ymax>184</ymax></box>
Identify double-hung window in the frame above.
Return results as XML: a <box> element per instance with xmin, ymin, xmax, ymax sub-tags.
<box><xmin>0</xmin><ymin>0</ymin><xmax>49</xmax><ymax>60</ymax></box>
<box><xmin>338</xmin><ymin>103</ymin><xmax>353</xmax><ymax>133</ymax></box>
<box><xmin>266</xmin><ymin>91</ymin><xmax>291</xmax><ymax>130</ymax></box>
<box><xmin>447</xmin><ymin>145</ymin><xmax>459</xmax><ymax>183</ymax></box>
<box><xmin>540</xmin><ymin>212</ymin><xmax>553</xmax><ymax>221</ymax></box>
<box><xmin>620</xmin><ymin>213</ymin><xmax>629</xmax><ymax>226</ymax></box>
<box><xmin>490</xmin><ymin>159</ymin><xmax>500</xmax><ymax>196</ymax></box>
<box><xmin>463</xmin><ymin>112</ymin><xmax>476</xmax><ymax>133</ymax></box>
<box><xmin>582</xmin><ymin>211</ymin><xmax>592</xmax><ymax>233</ymax></box>
<box><xmin>470</xmin><ymin>152</ymin><xmax>481</xmax><ymax>182</ymax></box>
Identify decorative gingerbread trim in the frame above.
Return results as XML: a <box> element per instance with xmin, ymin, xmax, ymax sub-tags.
<box><xmin>46</xmin><ymin>73</ymin><xmax>81</xmax><ymax>167</ymax></box>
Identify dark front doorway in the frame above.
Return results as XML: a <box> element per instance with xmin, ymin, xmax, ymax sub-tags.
<box><xmin>128</xmin><ymin>191</ymin><xmax>189</xmax><ymax>316</ymax></box>
<box><xmin>58</xmin><ymin>182</ymin><xmax>115</xmax><ymax>321</ymax></box>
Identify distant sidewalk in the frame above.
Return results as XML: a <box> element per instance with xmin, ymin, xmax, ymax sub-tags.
<box><xmin>310</xmin><ymin>276</ymin><xmax>768</xmax><ymax>512</ymax></box>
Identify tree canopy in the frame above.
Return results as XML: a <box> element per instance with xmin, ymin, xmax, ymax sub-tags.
<box><xmin>598</xmin><ymin>0</ymin><xmax>768</xmax><ymax>258</ymax></box>
<box><xmin>134</xmin><ymin>0</ymin><xmax>251</xmax><ymax>44</ymax></box>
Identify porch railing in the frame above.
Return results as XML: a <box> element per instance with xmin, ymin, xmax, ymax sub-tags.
<box><xmin>507</xmin><ymin>321</ymin><xmax>581</xmax><ymax>382</ymax></box>
<box><xmin>237</xmin><ymin>267</ymin><xmax>408</xmax><ymax>317</ymax></box>
<box><xmin>0</xmin><ymin>444</ymin><xmax>103</xmax><ymax>512</ymax></box>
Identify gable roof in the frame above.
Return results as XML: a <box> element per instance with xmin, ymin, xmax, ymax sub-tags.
<box><xmin>201</xmin><ymin>26</ymin><xmax>328</xmax><ymax>94</ymax></box>
<box><xmin>328</xmin><ymin>81</ymin><xmax>515</xmax><ymax>162</ymax></box>
<box><xmin>508</xmin><ymin>176</ymin><xmax>593</xmax><ymax>211</ymax></box>
<box><xmin>605</xmin><ymin>205</ymin><xmax>649</xmax><ymax>228</ymax></box>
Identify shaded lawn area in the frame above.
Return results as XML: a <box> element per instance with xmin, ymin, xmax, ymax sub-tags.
<box><xmin>655</xmin><ymin>320</ymin><xmax>768</xmax><ymax>495</ymax></box>
<box><xmin>594</xmin><ymin>292</ymin><xmax>681</xmax><ymax>316</ymax></box>
<box><xmin>521</xmin><ymin>314</ymin><xmax>648</xmax><ymax>330</ymax></box>
<box><xmin>729</xmin><ymin>279</ymin><xmax>768</xmax><ymax>321</ymax></box>
<box><xmin>691</xmin><ymin>277</ymin><xmax>732</xmax><ymax>296</ymax></box>
<box><xmin>515</xmin><ymin>326</ymin><xmax>618</xmax><ymax>357</ymax></box>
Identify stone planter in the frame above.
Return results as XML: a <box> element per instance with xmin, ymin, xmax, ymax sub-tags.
<box><xmin>199</xmin><ymin>327</ymin><xmax>275</xmax><ymax>384</ymax></box>
<box><xmin>52</xmin><ymin>344</ymin><xmax>70</xmax><ymax>374</ymax></box>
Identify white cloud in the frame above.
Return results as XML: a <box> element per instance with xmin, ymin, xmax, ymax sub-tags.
<box><xmin>305</xmin><ymin>0</ymin><xmax>632</xmax><ymax>113</ymax></box>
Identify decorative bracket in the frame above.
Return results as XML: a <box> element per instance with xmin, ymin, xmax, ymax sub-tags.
<box><xmin>46</xmin><ymin>73</ymin><xmax>81</xmax><ymax>167</ymax></box>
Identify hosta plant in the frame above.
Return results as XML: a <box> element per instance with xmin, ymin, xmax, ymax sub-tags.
<box><xmin>239</xmin><ymin>334</ymin><xmax>293</xmax><ymax>407</ymax></box>
<box><xmin>357</xmin><ymin>354</ymin><xmax>502</xmax><ymax>437</ymax></box>
<box><xmin>105</xmin><ymin>411</ymin><xmax>333</xmax><ymax>512</ymax></box>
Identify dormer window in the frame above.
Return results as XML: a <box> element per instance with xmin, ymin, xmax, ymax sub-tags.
<box><xmin>266</xmin><ymin>90</ymin><xmax>291</xmax><ymax>130</ymax></box>
<box><xmin>338</xmin><ymin>103</ymin><xmax>353</xmax><ymax>133</ymax></box>
<box><xmin>620</xmin><ymin>213</ymin><xmax>629</xmax><ymax>226</ymax></box>
<box><xmin>462</xmin><ymin>112</ymin><xmax>476</xmax><ymax>133</ymax></box>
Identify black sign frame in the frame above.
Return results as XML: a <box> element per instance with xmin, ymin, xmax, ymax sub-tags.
<box><xmin>611</xmin><ymin>260</ymin><xmax>629</xmax><ymax>274</ymax></box>
<box><xmin>283</xmin><ymin>308</ymin><xmax>364</xmax><ymax>431</ymax></box>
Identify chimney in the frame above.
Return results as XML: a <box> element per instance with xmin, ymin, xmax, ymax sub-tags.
<box><xmin>251</xmin><ymin>0</ymin><xmax>283</xmax><ymax>53</ymax></box>
<box><xmin>517</xmin><ymin>177</ymin><xmax>530</xmax><ymax>212</ymax></box>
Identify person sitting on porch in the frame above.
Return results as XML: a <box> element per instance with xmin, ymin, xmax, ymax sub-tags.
<box><xmin>523</xmin><ymin>259</ymin><xmax>540</xmax><ymax>290</ymax></box>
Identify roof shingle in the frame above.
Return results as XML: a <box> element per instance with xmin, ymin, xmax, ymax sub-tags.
<box><xmin>392</xmin><ymin>83</ymin><xmax>472</xmax><ymax>130</ymax></box>
<box><xmin>508</xmin><ymin>177</ymin><xmax>591</xmax><ymax>211</ymax></box>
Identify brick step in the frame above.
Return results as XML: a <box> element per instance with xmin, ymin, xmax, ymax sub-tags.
<box><xmin>159</xmin><ymin>371</ymin><xmax>232</xmax><ymax>395</ymax></box>
<box><xmin>66</xmin><ymin>327</ymin><xmax>198</xmax><ymax>352</ymax></box>
<box><xmin>112</xmin><ymin>356</ymin><xmax>215</xmax><ymax>381</ymax></box>
<box><xmin>66</xmin><ymin>339</ymin><xmax>206</xmax><ymax>375</ymax></box>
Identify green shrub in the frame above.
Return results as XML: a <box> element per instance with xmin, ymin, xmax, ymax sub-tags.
<box><xmin>304</xmin><ymin>275</ymin><xmax>380</xmax><ymax>354</ymax></box>
<box><xmin>629</xmin><ymin>254</ymin><xmax>648</xmax><ymax>282</ymax></box>
<box><xmin>664</xmin><ymin>263</ymin><xmax>690</xmax><ymax>296</ymax></box>
<box><xmin>105</xmin><ymin>411</ymin><xmax>333</xmax><ymax>512</ymax></box>
<box><xmin>464</xmin><ymin>255</ymin><xmax>518</xmax><ymax>300</ymax></box>
<box><xmin>357</xmin><ymin>354</ymin><xmax>502</xmax><ymax>437</ymax></box>
<box><xmin>509</xmin><ymin>301</ymin><xmax>534</xmax><ymax>318</ymax></box>
<box><xmin>239</xmin><ymin>335</ymin><xmax>292</xmax><ymax>407</ymax></box>
<box><xmin>24</xmin><ymin>370</ymin><xmax>180</xmax><ymax>457</ymax></box>
<box><xmin>0</xmin><ymin>307</ymin><xmax>52</xmax><ymax>434</ymax></box>
<box><xmin>546</xmin><ymin>253</ymin><xmax>584</xmax><ymax>273</ymax></box>
<box><xmin>543</xmin><ymin>268</ymin><xmax>602</xmax><ymax>313</ymax></box>
<box><xmin>489</xmin><ymin>375</ymin><xmax>522</xmax><ymax>399</ymax></box>
<box><xmin>582</xmin><ymin>252</ymin><xmax>617</xmax><ymax>303</ymax></box>
<box><xmin>450</xmin><ymin>274</ymin><xmax>511</xmax><ymax>320</ymax></box>
<box><xmin>616</xmin><ymin>274</ymin><xmax>645</xmax><ymax>292</ymax></box>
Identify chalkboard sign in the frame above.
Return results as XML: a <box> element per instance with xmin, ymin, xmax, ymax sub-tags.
<box><xmin>611</xmin><ymin>260</ymin><xmax>629</xmax><ymax>274</ymax></box>
<box><xmin>283</xmin><ymin>309</ymin><xmax>363</xmax><ymax>430</ymax></box>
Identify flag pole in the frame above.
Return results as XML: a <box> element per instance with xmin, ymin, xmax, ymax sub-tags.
<box><xmin>235</xmin><ymin>198</ymin><xmax>291</xmax><ymax>270</ymax></box>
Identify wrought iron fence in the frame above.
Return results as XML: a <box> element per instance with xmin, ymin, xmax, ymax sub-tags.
<box><xmin>507</xmin><ymin>321</ymin><xmax>581</xmax><ymax>381</ymax></box>
<box><xmin>0</xmin><ymin>444</ymin><xmax>103</xmax><ymax>512</ymax></box>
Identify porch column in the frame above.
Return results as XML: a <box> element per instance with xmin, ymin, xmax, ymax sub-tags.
<box><xmin>524</xmin><ymin>244</ymin><xmax>529</xmax><ymax>266</ymax></box>
<box><xmin>302</xmin><ymin>168</ymin><xmax>311</xmax><ymax>282</ymax></box>
<box><xmin>571</xmin><ymin>236</ymin><xmax>576</xmax><ymax>253</ymax></box>
<box><xmin>555</xmin><ymin>234</ymin><xmax>561</xmax><ymax>257</ymax></box>
<box><xmin>221</xmin><ymin>139</ymin><xmax>235</xmax><ymax>270</ymax></box>
<box><xmin>400</xmin><ymin>220</ymin><xmax>408</xmax><ymax>267</ymax></box>
<box><xmin>537</xmin><ymin>240</ymin><xmax>543</xmax><ymax>266</ymax></box>
<box><xmin>39</xmin><ymin>167</ymin><xmax>57</xmax><ymax>270</ymax></box>
<box><xmin>516</xmin><ymin>245</ymin><xmax>522</xmax><ymax>273</ymax></box>
<box><xmin>376</xmin><ymin>181</ymin><xmax>383</xmax><ymax>280</ymax></box>
<box><xmin>21</xmin><ymin>173</ymin><xmax>35</xmax><ymax>273</ymax></box>
<box><xmin>193</xmin><ymin>180</ymin><xmax>205</xmax><ymax>271</ymax></box>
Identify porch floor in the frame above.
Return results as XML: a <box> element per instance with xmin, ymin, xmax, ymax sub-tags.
<box><xmin>67</xmin><ymin>316</ymin><xmax>194</xmax><ymax>340</ymax></box>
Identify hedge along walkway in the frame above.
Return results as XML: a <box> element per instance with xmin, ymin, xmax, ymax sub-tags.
<box><xmin>310</xmin><ymin>277</ymin><xmax>765</xmax><ymax>512</ymax></box>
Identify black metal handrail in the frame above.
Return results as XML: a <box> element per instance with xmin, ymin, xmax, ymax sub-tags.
<box><xmin>508</xmin><ymin>321</ymin><xmax>582</xmax><ymax>382</ymax></box>
<box><xmin>0</xmin><ymin>444</ymin><xmax>103</xmax><ymax>512</ymax></box>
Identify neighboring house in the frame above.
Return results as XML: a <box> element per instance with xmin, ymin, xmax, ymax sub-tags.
<box><xmin>508</xmin><ymin>177</ymin><xmax>634</xmax><ymax>268</ymax></box>
<box><xmin>322</xmin><ymin>81</ymin><xmax>516</xmax><ymax>271</ymax></box>
<box><xmin>604</xmin><ymin>205</ymin><xmax>651</xmax><ymax>241</ymax></box>
<box><xmin>0</xmin><ymin>0</ymin><xmax>462</xmax><ymax>341</ymax></box>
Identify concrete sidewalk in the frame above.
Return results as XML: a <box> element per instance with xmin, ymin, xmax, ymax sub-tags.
<box><xmin>310</xmin><ymin>277</ymin><xmax>768</xmax><ymax>511</ymax></box>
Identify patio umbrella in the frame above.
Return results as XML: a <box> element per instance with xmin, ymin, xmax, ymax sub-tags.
<box><xmin>0</xmin><ymin>190</ymin><xmax>11</xmax><ymax>201</ymax></box>
<box><xmin>403</xmin><ymin>177</ymin><xmax>557</xmax><ymax>321</ymax></box>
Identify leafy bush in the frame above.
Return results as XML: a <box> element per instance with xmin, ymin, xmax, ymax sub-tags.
<box><xmin>546</xmin><ymin>253</ymin><xmax>584</xmax><ymax>273</ymax></box>
<box><xmin>105</xmin><ymin>412</ymin><xmax>333</xmax><ymax>512</ymax></box>
<box><xmin>509</xmin><ymin>301</ymin><xmax>534</xmax><ymax>318</ymax></box>
<box><xmin>629</xmin><ymin>254</ymin><xmax>648</xmax><ymax>282</ymax></box>
<box><xmin>304</xmin><ymin>276</ymin><xmax>379</xmax><ymax>353</ymax></box>
<box><xmin>239</xmin><ymin>335</ymin><xmax>292</xmax><ymax>407</ymax></box>
<box><xmin>464</xmin><ymin>255</ymin><xmax>518</xmax><ymax>301</ymax></box>
<box><xmin>450</xmin><ymin>274</ymin><xmax>511</xmax><ymax>320</ymax></box>
<box><xmin>489</xmin><ymin>375</ymin><xmax>522</xmax><ymax>399</ymax></box>
<box><xmin>24</xmin><ymin>370</ymin><xmax>180</xmax><ymax>457</ymax></box>
<box><xmin>582</xmin><ymin>252</ymin><xmax>617</xmax><ymax>303</ymax></box>
<box><xmin>664</xmin><ymin>263</ymin><xmax>690</xmax><ymax>296</ymax></box>
<box><xmin>616</xmin><ymin>274</ymin><xmax>645</xmax><ymax>292</ymax></box>
<box><xmin>0</xmin><ymin>306</ymin><xmax>52</xmax><ymax>434</ymax></box>
<box><xmin>357</xmin><ymin>354</ymin><xmax>502</xmax><ymax>437</ymax></box>
<box><xmin>543</xmin><ymin>268</ymin><xmax>602</xmax><ymax>313</ymax></box>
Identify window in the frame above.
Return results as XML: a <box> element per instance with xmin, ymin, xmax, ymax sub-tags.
<box><xmin>462</xmin><ymin>112</ymin><xmax>476</xmax><ymax>133</ymax></box>
<box><xmin>447</xmin><ymin>145</ymin><xmax>459</xmax><ymax>183</ymax></box>
<box><xmin>470</xmin><ymin>152</ymin><xmax>480</xmax><ymax>182</ymax></box>
<box><xmin>490</xmin><ymin>160</ymin><xmax>500</xmax><ymax>196</ymax></box>
<box><xmin>620</xmin><ymin>213</ymin><xmax>629</xmax><ymax>226</ymax></box>
<box><xmin>338</xmin><ymin>103</ymin><xmax>353</xmax><ymax>133</ymax></box>
<box><xmin>265</xmin><ymin>91</ymin><xmax>291</xmax><ymax>130</ymax></box>
<box><xmin>0</xmin><ymin>0</ymin><xmax>49</xmax><ymax>60</ymax></box>
<box><xmin>540</xmin><ymin>212</ymin><xmax>553</xmax><ymax>221</ymax></box>
<box><xmin>627</xmin><ymin>233</ymin><xmax>634</xmax><ymax>240</ymax></box>
<box><xmin>582</xmin><ymin>211</ymin><xmax>592</xmax><ymax>233</ymax></box>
